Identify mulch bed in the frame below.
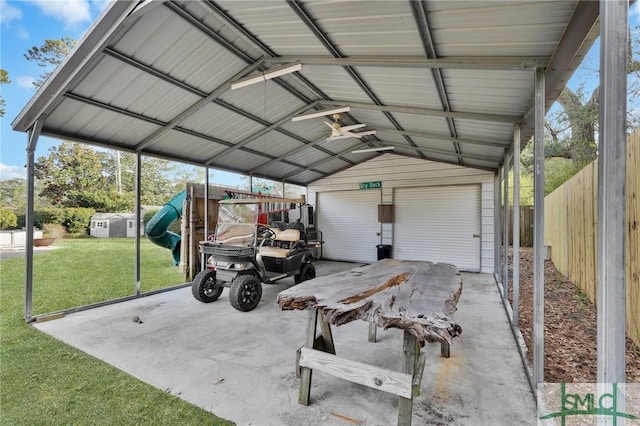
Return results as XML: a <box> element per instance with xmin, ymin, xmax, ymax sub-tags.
<box><xmin>507</xmin><ymin>247</ymin><xmax>640</xmax><ymax>383</ymax></box>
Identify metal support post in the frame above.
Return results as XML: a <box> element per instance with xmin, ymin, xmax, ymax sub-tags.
<box><xmin>597</xmin><ymin>0</ymin><xmax>627</xmax><ymax>384</ymax></box>
<box><xmin>512</xmin><ymin>125</ymin><xmax>521</xmax><ymax>326</ymax></box>
<box><xmin>24</xmin><ymin>117</ymin><xmax>43</xmax><ymax>322</ymax></box>
<box><xmin>134</xmin><ymin>152</ymin><xmax>142</xmax><ymax>295</ymax></box>
<box><xmin>495</xmin><ymin>171</ymin><xmax>502</xmax><ymax>280</ymax></box>
<box><xmin>202</xmin><ymin>167</ymin><xmax>210</xmax><ymax>269</ymax></box>
<box><xmin>533</xmin><ymin>68</ymin><xmax>545</xmax><ymax>385</ymax></box>
<box><xmin>502</xmin><ymin>156</ymin><xmax>510</xmax><ymax>299</ymax></box>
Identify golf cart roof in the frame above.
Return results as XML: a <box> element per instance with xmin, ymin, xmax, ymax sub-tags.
<box><xmin>219</xmin><ymin>197</ymin><xmax>305</xmax><ymax>205</ymax></box>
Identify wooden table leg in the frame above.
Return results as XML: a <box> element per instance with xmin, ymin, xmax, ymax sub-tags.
<box><xmin>368</xmin><ymin>321</ymin><xmax>377</xmax><ymax>342</ymax></box>
<box><xmin>440</xmin><ymin>341</ymin><xmax>450</xmax><ymax>358</ymax></box>
<box><xmin>299</xmin><ymin>309</ymin><xmax>318</xmax><ymax>405</ymax></box>
<box><xmin>398</xmin><ymin>331</ymin><xmax>420</xmax><ymax>426</ymax></box>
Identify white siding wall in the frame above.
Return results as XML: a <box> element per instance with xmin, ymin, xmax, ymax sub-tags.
<box><xmin>308</xmin><ymin>154</ymin><xmax>496</xmax><ymax>273</ymax></box>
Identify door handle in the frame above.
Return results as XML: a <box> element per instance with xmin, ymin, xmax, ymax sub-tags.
<box><xmin>473</xmin><ymin>234</ymin><xmax>481</xmax><ymax>238</ymax></box>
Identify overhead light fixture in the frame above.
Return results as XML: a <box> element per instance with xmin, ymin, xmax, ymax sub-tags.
<box><xmin>292</xmin><ymin>106</ymin><xmax>351</xmax><ymax>122</ymax></box>
<box><xmin>352</xmin><ymin>146</ymin><xmax>395</xmax><ymax>154</ymax></box>
<box><xmin>231</xmin><ymin>63</ymin><xmax>303</xmax><ymax>90</ymax></box>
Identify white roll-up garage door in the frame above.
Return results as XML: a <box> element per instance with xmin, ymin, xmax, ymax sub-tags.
<box><xmin>394</xmin><ymin>185</ymin><xmax>481</xmax><ymax>271</ymax></box>
<box><xmin>317</xmin><ymin>190</ymin><xmax>381</xmax><ymax>263</ymax></box>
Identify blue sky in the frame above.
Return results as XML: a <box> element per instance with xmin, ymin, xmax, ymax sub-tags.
<box><xmin>1</xmin><ymin>0</ymin><xmax>639</xmax><ymax>183</ymax></box>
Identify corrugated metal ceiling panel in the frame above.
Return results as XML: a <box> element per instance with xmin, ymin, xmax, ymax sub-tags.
<box><xmin>244</xmin><ymin>132</ymin><xmax>308</xmax><ymax>158</ymax></box>
<box><xmin>218</xmin><ymin>81</ymin><xmax>306</xmax><ymax>122</ymax></box>
<box><xmin>301</xmin><ymin>1</ymin><xmax>424</xmax><ymax>56</ymax></box>
<box><xmin>298</xmin><ymin>66</ymin><xmax>374</xmax><ymax>103</ymax></box>
<box><xmin>214</xmin><ymin>1</ymin><xmax>328</xmax><ymax>55</ymax></box>
<box><xmin>210</xmin><ymin>149</ymin><xmax>268</xmax><ymax>173</ymax></box>
<box><xmin>426</xmin><ymin>1</ymin><xmax>577</xmax><ymax>56</ymax></box>
<box><xmin>150</xmin><ymin>129</ymin><xmax>230</xmax><ymax>161</ymax></box>
<box><xmin>179</xmin><ymin>103</ymin><xmax>265</xmax><ymax>144</ymax></box>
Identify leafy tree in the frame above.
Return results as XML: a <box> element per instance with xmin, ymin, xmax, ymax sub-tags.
<box><xmin>0</xmin><ymin>68</ymin><xmax>9</xmax><ymax>117</ymax></box>
<box><xmin>35</xmin><ymin>142</ymin><xmax>110</xmax><ymax>206</ymax></box>
<box><xmin>0</xmin><ymin>209</ymin><xmax>18</xmax><ymax>230</ymax></box>
<box><xmin>24</xmin><ymin>37</ymin><xmax>76</xmax><ymax>87</ymax></box>
<box><xmin>544</xmin><ymin>27</ymin><xmax>640</xmax><ymax>167</ymax></box>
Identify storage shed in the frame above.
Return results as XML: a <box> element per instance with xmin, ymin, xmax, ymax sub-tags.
<box><xmin>90</xmin><ymin>213</ymin><xmax>143</xmax><ymax>238</ymax></box>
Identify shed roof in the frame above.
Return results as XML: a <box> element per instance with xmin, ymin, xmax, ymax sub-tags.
<box><xmin>12</xmin><ymin>0</ymin><xmax>599</xmax><ymax>186</ymax></box>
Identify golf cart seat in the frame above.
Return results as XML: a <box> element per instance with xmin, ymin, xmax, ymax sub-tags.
<box><xmin>259</xmin><ymin>228</ymin><xmax>303</xmax><ymax>258</ymax></box>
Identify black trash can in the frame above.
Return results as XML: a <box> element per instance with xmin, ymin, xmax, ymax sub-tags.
<box><xmin>376</xmin><ymin>244</ymin><xmax>392</xmax><ymax>260</ymax></box>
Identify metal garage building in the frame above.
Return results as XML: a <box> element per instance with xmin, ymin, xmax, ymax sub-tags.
<box><xmin>309</xmin><ymin>155</ymin><xmax>493</xmax><ymax>271</ymax></box>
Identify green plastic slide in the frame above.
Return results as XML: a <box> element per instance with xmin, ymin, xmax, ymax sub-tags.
<box><xmin>145</xmin><ymin>191</ymin><xmax>186</xmax><ymax>266</ymax></box>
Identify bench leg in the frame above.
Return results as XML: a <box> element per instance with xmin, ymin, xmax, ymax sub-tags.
<box><xmin>398</xmin><ymin>331</ymin><xmax>420</xmax><ymax>426</ymax></box>
<box><xmin>299</xmin><ymin>309</ymin><xmax>318</xmax><ymax>405</ymax></box>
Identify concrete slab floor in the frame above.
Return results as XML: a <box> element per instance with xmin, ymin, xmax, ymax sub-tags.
<box><xmin>34</xmin><ymin>261</ymin><xmax>536</xmax><ymax>425</ymax></box>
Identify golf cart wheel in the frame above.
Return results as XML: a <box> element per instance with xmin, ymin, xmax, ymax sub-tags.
<box><xmin>192</xmin><ymin>270</ymin><xmax>223</xmax><ymax>303</ymax></box>
<box><xmin>294</xmin><ymin>263</ymin><xmax>316</xmax><ymax>284</ymax></box>
<box><xmin>229</xmin><ymin>275</ymin><xmax>262</xmax><ymax>312</ymax></box>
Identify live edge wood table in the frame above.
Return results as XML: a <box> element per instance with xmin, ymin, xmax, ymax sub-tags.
<box><xmin>277</xmin><ymin>259</ymin><xmax>463</xmax><ymax>426</ymax></box>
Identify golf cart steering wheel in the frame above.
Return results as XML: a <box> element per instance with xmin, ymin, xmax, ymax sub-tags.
<box><xmin>258</xmin><ymin>226</ymin><xmax>276</xmax><ymax>240</ymax></box>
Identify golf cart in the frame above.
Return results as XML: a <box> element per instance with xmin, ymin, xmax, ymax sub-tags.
<box><xmin>191</xmin><ymin>198</ymin><xmax>316</xmax><ymax>312</ymax></box>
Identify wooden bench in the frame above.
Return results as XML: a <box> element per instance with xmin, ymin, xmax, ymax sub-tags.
<box><xmin>277</xmin><ymin>259</ymin><xmax>463</xmax><ymax>426</ymax></box>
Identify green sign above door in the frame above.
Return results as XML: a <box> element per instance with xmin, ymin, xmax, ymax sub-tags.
<box><xmin>359</xmin><ymin>181</ymin><xmax>382</xmax><ymax>190</ymax></box>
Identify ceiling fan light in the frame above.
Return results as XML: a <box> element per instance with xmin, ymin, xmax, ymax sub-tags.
<box><xmin>292</xmin><ymin>106</ymin><xmax>351</xmax><ymax>121</ymax></box>
<box><xmin>231</xmin><ymin>63</ymin><xmax>303</xmax><ymax>90</ymax></box>
<box><xmin>352</xmin><ymin>146</ymin><xmax>395</xmax><ymax>154</ymax></box>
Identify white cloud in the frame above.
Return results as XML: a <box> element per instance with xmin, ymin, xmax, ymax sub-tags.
<box><xmin>91</xmin><ymin>0</ymin><xmax>111</xmax><ymax>14</ymax></box>
<box><xmin>26</xmin><ymin>0</ymin><xmax>91</xmax><ymax>29</ymax></box>
<box><xmin>16</xmin><ymin>27</ymin><xmax>29</xmax><ymax>40</ymax></box>
<box><xmin>16</xmin><ymin>75</ymin><xmax>35</xmax><ymax>89</ymax></box>
<box><xmin>0</xmin><ymin>163</ymin><xmax>26</xmax><ymax>180</ymax></box>
<box><xmin>0</xmin><ymin>0</ymin><xmax>23</xmax><ymax>25</ymax></box>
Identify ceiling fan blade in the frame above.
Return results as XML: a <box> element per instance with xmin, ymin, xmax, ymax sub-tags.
<box><xmin>323</xmin><ymin>121</ymin><xmax>334</xmax><ymax>129</ymax></box>
<box><xmin>340</xmin><ymin>123</ymin><xmax>366</xmax><ymax>132</ymax></box>
<box><xmin>326</xmin><ymin>134</ymin><xmax>356</xmax><ymax>141</ymax></box>
<box><xmin>352</xmin><ymin>130</ymin><xmax>377</xmax><ymax>138</ymax></box>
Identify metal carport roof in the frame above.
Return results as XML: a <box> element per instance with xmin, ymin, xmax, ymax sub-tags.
<box><xmin>12</xmin><ymin>0</ymin><xmax>599</xmax><ymax>186</ymax></box>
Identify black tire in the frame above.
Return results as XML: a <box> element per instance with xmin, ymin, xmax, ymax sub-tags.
<box><xmin>192</xmin><ymin>270</ymin><xmax>223</xmax><ymax>303</ymax></box>
<box><xmin>294</xmin><ymin>263</ymin><xmax>316</xmax><ymax>284</ymax></box>
<box><xmin>229</xmin><ymin>275</ymin><xmax>262</xmax><ymax>312</ymax></box>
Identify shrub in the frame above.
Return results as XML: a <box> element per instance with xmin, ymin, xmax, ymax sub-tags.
<box><xmin>0</xmin><ymin>209</ymin><xmax>18</xmax><ymax>230</ymax></box>
<box><xmin>63</xmin><ymin>208</ymin><xmax>95</xmax><ymax>235</ymax></box>
<box><xmin>31</xmin><ymin>208</ymin><xmax>95</xmax><ymax>236</ymax></box>
<box><xmin>42</xmin><ymin>223</ymin><xmax>67</xmax><ymax>239</ymax></box>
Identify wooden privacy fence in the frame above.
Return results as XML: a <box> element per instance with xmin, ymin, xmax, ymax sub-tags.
<box><xmin>503</xmin><ymin>206</ymin><xmax>534</xmax><ymax>247</ymax></box>
<box><xmin>544</xmin><ymin>129</ymin><xmax>640</xmax><ymax>347</ymax></box>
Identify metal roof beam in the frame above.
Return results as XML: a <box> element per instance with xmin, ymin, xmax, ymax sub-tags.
<box><xmin>411</xmin><ymin>0</ymin><xmax>462</xmax><ymax>165</ymax></box>
<box><xmin>288</xmin><ymin>0</ymin><xmax>426</xmax><ymax>160</ymax></box>
<box><xmin>375</xmin><ymin>127</ymin><xmax>508</xmax><ymax>148</ymax></box>
<box><xmin>203</xmin><ymin>103</ymin><xmax>318</xmax><ymax>164</ymax></box>
<box><xmin>203</xmin><ymin>0</ymin><xmax>329</xmax><ymax>100</ymax></box>
<box><xmin>264</xmin><ymin>56</ymin><xmax>548</xmax><ymax>70</ymax></box>
<box><xmin>103</xmin><ymin>49</ymin><xmax>342</xmax><ymax>161</ymax></box>
<box><xmin>391</xmin><ymin>143</ymin><xmax>501</xmax><ymax>163</ymax></box>
<box><xmin>164</xmin><ymin>1</ymin><xmax>312</xmax><ymax>104</ymax></box>
<box><xmin>321</xmin><ymin>100</ymin><xmax>519</xmax><ymax>123</ymax></box>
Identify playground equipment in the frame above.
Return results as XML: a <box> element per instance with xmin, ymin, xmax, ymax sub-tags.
<box><xmin>144</xmin><ymin>190</ymin><xmax>186</xmax><ymax>266</ymax></box>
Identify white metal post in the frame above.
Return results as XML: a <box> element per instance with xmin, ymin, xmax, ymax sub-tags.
<box><xmin>533</xmin><ymin>68</ymin><xmax>545</xmax><ymax>385</ymax></box>
<box><xmin>24</xmin><ymin>117</ymin><xmax>43</xmax><ymax>322</ymax></box>
<box><xmin>502</xmin><ymin>156</ymin><xmax>510</xmax><ymax>299</ymax></box>
<box><xmin>597</xmin><ymin>0</ymin><xmax>627</xmax><ymax>384</ymax></box>
<box><xmin>134</xmin><ymin>152</ymin><xmax>142</xmax><ymax>295</ymax></box>
<box><xmin>512</xmin><ymin>125</ymin><xmax>521</xmax><ymax>327</ymax></box>
<box><xmin>202</xmin><ymin>167</ymin><xmax>210</xmax><ymax>269</ymax></box>
<box><xmin>495</xmin><ymin>172</ymin><xmax>502</xmax><ymax>281</ymax></box>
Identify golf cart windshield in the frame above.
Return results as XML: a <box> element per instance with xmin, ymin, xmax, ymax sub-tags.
<box><xmin>214</xmin><ymin>203</ymin><xmax>259</xmax><ymax>247</ymax></box>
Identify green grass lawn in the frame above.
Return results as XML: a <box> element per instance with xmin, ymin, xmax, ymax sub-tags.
<box><xmin>0</xmin><ymin>239</ymin><xmax>231</xmax><ymax>425</ymax></box>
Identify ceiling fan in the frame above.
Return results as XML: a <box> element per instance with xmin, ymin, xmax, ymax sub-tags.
<box><xmin>324</xmin><ymin>113</ymin><xmax>376</xmax><ymax>141</ymax></box>
<box><xmin>291</xmin><ymin>107</ymin><xmax>376</xmax><ymax>141</ymax></box>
